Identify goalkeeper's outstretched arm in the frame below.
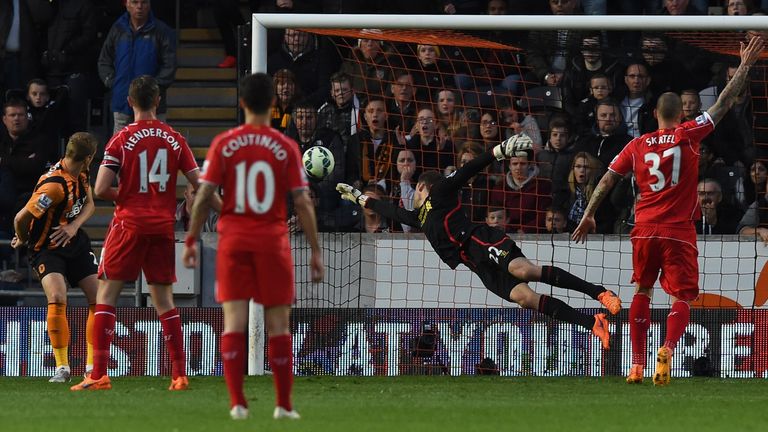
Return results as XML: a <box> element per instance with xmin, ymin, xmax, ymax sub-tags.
<box><xmin>336</xmin><ymin>183</ymin><xmax>421</xmax><ymax>227</ymax></box>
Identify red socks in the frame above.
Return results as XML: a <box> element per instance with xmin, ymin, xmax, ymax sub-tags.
<box><xmin>92</xmin><ymin>304</ymin><xmax>116</xmax><ymax>379</ymax></box>
<box><xmin>269</xmin><ymin>334</ymin><xmax>294</xmax><ymax>411</ymax></box>
<box><xmin>159</xmin><ymin>308</ymin><xmax>186</xmax><ymax>379</ymax></box>
<box><xmin>664</xmin><ymin>301</ymin><xmax>690</xmax><ymax>354</ymax></box>
<box><xmin>221</xmin><ymin>332</ymin><xmax>247</xmax><ymax>408</ymax></box>
<box><xmin>629</xmin><ymin>294</ymin><xmax>651</xmax><ymax>366</ymax></box>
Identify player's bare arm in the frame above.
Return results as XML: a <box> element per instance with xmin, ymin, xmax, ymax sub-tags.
<box><xmin>292</xmin><ymin>189</ymin><xmax>324</xmax><ymax>282</ymax></box>
<box><xmin>182</xmin><ymin>181</ymin><xmax>217</xmax><ymax>268</ymax></box>
<box><xmin>12</xmin><ymin>208</ymin><xmax>35</xmax><ymax>247</ymax></box>
<box><xmin>708</xmin><ymin>36</ymin><xmax>764</xmax><ymax>125</ymax></box>
<box><xmin>184</xmin><ymin>168</ymin><xmax>223</xmax><ymax>212</ymax></box>
<box><xmin>94</xmin><ymin>165</ymin><xmax>119</xmax><ymax>201</ymax></box>
<box><xmin>50</xmin><ymin>185</ymin><xmax>95</xmax><ymax>247</ymax></box>
<box><xmin>572</xmin><ymin>170</ymin><xmax>622</xmax><ymax>243</ymax></box>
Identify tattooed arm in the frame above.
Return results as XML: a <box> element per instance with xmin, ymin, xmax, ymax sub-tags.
<box><xmin>708</xmin><ymin>36</ymin><xmax>764</xmax><ymax>126</ymax></box>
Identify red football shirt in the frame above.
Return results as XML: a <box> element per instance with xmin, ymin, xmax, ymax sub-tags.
<box><xmin>609</xmin><ymin>112</ymin><xmax>714</xmax><ymax>225</ymax></box>
<box><xmin>102</xmin><ymin>120</ymin><xmax>198</xmax><ymax>233</ymax></box>
<box><xmin>200</xmin><ymin>124</ymin><xmax>307</xmax><ymax>252</ymax></box>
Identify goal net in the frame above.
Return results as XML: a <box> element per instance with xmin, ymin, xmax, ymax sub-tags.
<box><xmin>254</xmin><ymin>15</ymin><xmax>768</xmax><ymax>378</ymax></box>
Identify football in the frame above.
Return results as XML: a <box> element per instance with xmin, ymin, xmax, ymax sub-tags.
<box><xmin>302</xmin><ymin>146</ymin><xmax>335</xmax><ymax>179</ymax></box>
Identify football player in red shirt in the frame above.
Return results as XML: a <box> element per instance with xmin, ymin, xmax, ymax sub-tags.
<box><xmin>574</xmin><ymin>36</ymin><xmax>764</xmax><ymax>385</ymax></box>
<box><xmin>72</xmin><ymin>76</ymin><xmax>209</xmax><ymax>391</ymax></box>
<box><xmin>182</xmin><ymin>73</ymin><xmax>323</xmax><ymax>420</ymax></box>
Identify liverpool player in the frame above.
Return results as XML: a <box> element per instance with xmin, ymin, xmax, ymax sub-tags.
<box><xmin>182</xmin><ymin>73</ymin><xmax>323</xmax><ymax>420</ymax></box>
<box><xmin>13</xmin><ymin>132</ymin><xmax>99</xmax><ymax>382</ymax></box>
<box><xmin>71</xmin><ymin>76</ymin><xmax>206</xmax><ymax>391</ymax></box>
<box><xmin>574</xmin><ymin>36</ymin><xmax>764</xmax><ymax>385</ymax></box>
<box><xmin>337</xmin><ymin>135</ymin><xmax>620</xmax><ymax>350</ymax></box>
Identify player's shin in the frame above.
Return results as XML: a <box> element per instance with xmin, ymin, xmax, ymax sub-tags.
<box><xmin>539</xmin><ymin>265</ymin><xmax>604</xmax><ymax>299</ymax></box>
<box><xmin>537</xmin><ymin>295</ymin><xmax>595</xmax><ymax>330</ymax></box>
<box><xmin>92</xmin><ymin>304</ymin><xmax>117</xmax><ymax>379</ymax></box>
<box><xmin>629</xmin><ymin>294</ymin><xmax>651</xmax><ymax>367</ymax></box>
<box><xmin>269</xmin><ymin>334</ymin><xmax>294</xmax><ymax>412</ymax></box>
<box><xmin>159</xmin><ymin>308</ymin><xmax>186</xmax><ymax>379</ymax></box>
<box><xmin>221</xmin><ymin>332</ymin><xmax>247</xmax><ymax>408</ymax></box>
<box><xmin>86</xmin><ymin>304</ymin><xmax>95</xmax><ymax>372</ymax></box>
<box><xmin>663</xmin><ymin>300</ymin><xmax>690</xmax><ymax>354</ymax></box>
<box><xmin>47</xmin><ymin>303</ymin><xmax>70</xmax><ymax>368</ymax></box>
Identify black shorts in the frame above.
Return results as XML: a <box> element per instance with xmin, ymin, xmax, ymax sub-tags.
<box><xmin>30</xmin><ymin>231</ymin><xmax>98</xmax><ymax>287</ymax></box>
<box><xmin>460</xmin><ymin>225</ymin><xmax>526</xmax><ymax>302</ymax></box>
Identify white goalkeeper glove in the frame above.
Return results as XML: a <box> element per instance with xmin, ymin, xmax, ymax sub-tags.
<box><xmin>336</xmin><ymin>183</ymin><xmax>368</xmax><ymax>207</ymax></box>
<box><xmin>492</xmin><ymin>133</ymin><xmax>534</xmax><ymax>161</ymax></box>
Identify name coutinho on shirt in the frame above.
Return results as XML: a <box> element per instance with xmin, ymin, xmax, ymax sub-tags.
<box><xmin>124</xmin><ymin>128</ymin><xmax>181</xmax><ymax>151</ymax></box>
<box><xmin>220</xmin><ymin>133</ymin><xmax>288</xmax><ymax>160</ymax></box>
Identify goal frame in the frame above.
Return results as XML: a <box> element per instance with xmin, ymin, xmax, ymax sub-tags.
<box><xmin>246</xmin><ymin>13</ymin><xmax>768</xmax><ymax>375</ymax></box>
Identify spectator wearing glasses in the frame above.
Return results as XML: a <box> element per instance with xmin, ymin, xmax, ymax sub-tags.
<box><xmin>697</xmin><ymin>178</ymin><xmax>743</xmax><ymax>235</ymax></box>
<box><xmin>318</xmin><ymin>72</ymin><xmax>362</xmax><ymax>150</ymax></box>
<box><xmin>399</xmin><ymin>107</ymin><xmax>454</xmax><ymax>173</ymax></box>
<box><xmin>574</xmin><ymin>73</ymin><xmax>614</xmax><ymax>134</ymax></box>
<box><xmin>388</xmin><ymin>70</ymin><xmax>417</xmax><ymax>134</ymax></box>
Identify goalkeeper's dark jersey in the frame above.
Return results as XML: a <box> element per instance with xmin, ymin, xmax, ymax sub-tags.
<box><xmin>366</xmin><ymin>152</ymin><xmax>496</xmax><ymax>269</ymax></box>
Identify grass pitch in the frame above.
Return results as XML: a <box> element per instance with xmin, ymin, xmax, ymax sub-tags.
<box><xmin>0</xmin><ymin>376</ymin><xmax>765</xmax><ymax>432</ymax></box>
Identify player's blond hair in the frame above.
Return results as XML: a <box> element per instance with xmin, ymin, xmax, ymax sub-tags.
<box><xmin>656</xmin><ymin>92</ymin><xmax>683</xmax><ymax>121</ymax></box>
<box><xmin>65</xmin><ymin>132</ymin><xmax>98</xmax><ymax>162</ymax></box>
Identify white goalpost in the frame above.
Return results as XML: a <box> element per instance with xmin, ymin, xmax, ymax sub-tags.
<box><xmin>246</xmin><ymin>13</ymin><xmax>768</xmax><ymax>375</ymax></box>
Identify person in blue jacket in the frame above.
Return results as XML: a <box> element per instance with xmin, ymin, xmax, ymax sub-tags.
<box><xmin>98</xmin><ymin>0</ymin><xmax>176</xmax><ymax>135</ymax></box>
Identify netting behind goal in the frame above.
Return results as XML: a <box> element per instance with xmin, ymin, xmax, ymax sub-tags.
<box><xmin>276</xmin><ymin>25</ymin><xmax>768</xmax><ymax>378</ymax></box>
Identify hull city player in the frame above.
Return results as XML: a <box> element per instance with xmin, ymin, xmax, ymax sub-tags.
<box><xmin>182</xmin><ymin>73</ymin><xmax>324</xmax><ymax>421</ymax></box>
<box><xmin>574</xmin><ymin>36</ymin><xmax>764</xmax><ymax>385</ymax></box>
<box><xmin>72</xmin><ymin>76</ymin><xmax>217</xmax><ymax>391</ymax></box>
<box><xmin>13</xmin><ymin>133</ymin><xmax>100</xmax><ymax>382</ymax></box>
<box><xmin>337</xmin><ymin>134</ymin><xmax>621</xmax><ymax>349</ymax></box>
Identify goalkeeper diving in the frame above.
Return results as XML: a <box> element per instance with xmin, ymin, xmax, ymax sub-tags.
<box><xmin>337</xmin><ymin>135</ymin><xmax>620</xmax><ymax>347</ymax></box>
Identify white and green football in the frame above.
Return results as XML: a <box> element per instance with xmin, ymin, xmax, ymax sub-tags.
<box><xmin>302</xmin><ymin>146</ymin><xmax>335</xmax><ymax>179</ymax></box>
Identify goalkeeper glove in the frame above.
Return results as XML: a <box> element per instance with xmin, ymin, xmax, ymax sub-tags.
<box><xmin>336</xmin><ymin>183</ymin><xmax>368</xmax><ymax>206</ymax></box>
<box><xmin>492</xmin><ymin>133</ymin><xmax>534</xmax><ymax>161</ymax></box>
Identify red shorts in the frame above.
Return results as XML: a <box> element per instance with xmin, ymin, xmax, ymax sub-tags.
<box><xmin>215</xmin><ymin>246</ymin><xmax>295</xmax><ymax>306</ymax></box>
<box><xmin>98</xmin><ymin>218</ymin><xmax>176</xmax><ymax>284</ymax></box>
<box><xmin>630</xmin><ymin>224</ymin><xmax>699</xmax><ymax>301</ymax></box>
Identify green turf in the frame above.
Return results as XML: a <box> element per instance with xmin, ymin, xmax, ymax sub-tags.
<box><xmin>0</xmin><ymin>376</ymin><xmax>765</xmax><ymax>432</ymax></box>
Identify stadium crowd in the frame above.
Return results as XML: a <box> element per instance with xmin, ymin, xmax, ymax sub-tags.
<box><xmin>2</xmin><ymin>0</ymin><xmax>768</xmax><ymax>275</ymax></box>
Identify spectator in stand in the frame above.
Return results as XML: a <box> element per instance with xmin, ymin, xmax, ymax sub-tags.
<box><xmin>709</xmin><ymin>64</ymin><xmax>754</xmax><ymax>165</ymax></box>
<box><xmin>393</xmin><ymin>148</ymin><xmax>418</xmax><ymax>232</ymax></box>
<box><xmin>562</xmin><ymin>33</ymin><xmax>621</xmax><ymax>113</ymax></box>
<box><xmin>680</xmin><ymin>89</ymin><xmax>702</xmax><ymax>121</ymax></box>
<box><xmin>640</xmin><ymin>34</ymin><xmax>690</xmax><ymax>95</ymax></box>
<box><xmin>441</xmin><ymin>1</ymin><xmax>486</xmax><ymax>14</ymax></box>
<box><xmin>359</xmin><ymin>98</ymin><xmax>399</xmax><ymax>187</ymax></box>
<box><xmin>338</xmin><ymin>38</ymin><xmax>391</xmax><ymax>98</ymax></box>
<box><xmin>20</xmin><ymin>78</ymin><xmax>69</xmax><ymax>150</ymax></box>
<box><xmin>525</xmin><ymin>0</ymin><xmax>583</xmax><ymax>86</ymax></box>
<box><xmin>555</xmin><ymin>152</ymin><xmax>614</xmax><ymax>233</ymax></box>
<box><xmin>399</xmin><ymin>107</ymin><xmax>454</xmax><ymax>174</ymax></box>
<box><xmin>270</xmin><ymin>69</ymin><xmax>300</xmax><ymax>133</ymax></box>
<box><xmin>499</xmin><ymin>101</ymin><xmax>543</xmax><ymax>150</ymax></box>
<box><xmin>619</xmin><ymin>62</ymin><xmax>657</xmax><ymax>138</ymax></box>
<box><xmin>435</xmin><ymin>88</ymin><xmax>466</xmax><ymax>142</ymax></box>
<box><xmin>485</xmin><ymin>207</ymin><xmax>506</xmax><ymax>230</ymax></box>
<box><xmin>738</xmin><ymin>167</ymin><xmax>768</xmax><ymax>242</ymax></box>
<box><xmin>727</xmin><ymin>0</ymin><xmax>753</xmax><ymax>15</ymax></box>
<box><xmin>98</xmin><ymin>0</ymin><xmax>176</xmax><ymax>134</ymax></box>
<box><xmin>411</xmin><ymin>44</ymin><xmax>451</xmax><ymax>102</ymax></box>
<box><xmin>574</xmin><ymin>73</ymin><xmax>614</xmax><ymax>134</ymax></box>
<box><xmin>697</xmin><ymin>178</ymin><xmax>743</xmax><ymax>235</ymax></box>
<box><xmin>478</xmin><ymin>110</ymin><xmax>506</xmax><ymax>184</ymax></box>
<box><xmin>388</xmin><ymin>70</ymin><xmax>417</xmax><ymax>133</ymax></box>
<box><xmin>737</xmin><ymin>160</ymin><xmax>767</xmax><ymax>210</ymax></box>
<box><xmin>660</xmin><ymin>0</ymin><xmax>706</xmax><ymax>15</ymax></box>
<box><xmin>456</xmin><ymin>141</ymin><xmax>492</xmax><ymax>224</ymax></box>
<box><xmin>545</xmin><ymin>206</ymin><xmax>568</xmax><ymax>234</ymax></box>
<box><xmin>175</xmin><ymin>183</ymin><xmax>218</xmax><ymax>232</ymax></box>
<box><xmin>575</xmin><ymin>99</ymin><xmax>632</xmax><ymax>169</ymax></box>
<box><xmin>288</xmin><ymin>102</ymin><xmax>358</xmax><ymax>232</ymax></box>
<box><xmin>41</xmin><ymin>0</ymin><xmax>96</xmax><ymax>135</ymax></box>
<box><xmin>355</xmin><ymin>184</ymin><xmax>392</xmax><ymax>233</ymax></box>
<box><xmin>490</xmin><ymin>150</ymin><xmax>551</xmax><ymax>233</ymax></box>
<box><xmin>317</xmin><ymin>72</ymin><xmax>362</xmax><ymax>150</ymax></box>
<box><xmin>267</xmin><ymin>29</ymin><xmax>338</xmax><ymax>107</ymax></box>
<box><xmin>0</xmin><ymin>99</ymin><xmax>52</xmax><ymax>208</ymax></box>
<box><xmin>535</xmin><ymin>116</ymin><xmax>576</xmax><ymax>197</ymax></box>
<box><xmin>0</xmin><ymin>0</ymin><xmax>52</xmax><ymax>96</ymax></box>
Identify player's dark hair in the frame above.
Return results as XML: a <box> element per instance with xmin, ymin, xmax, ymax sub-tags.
<box><xmin>362</xmin><ymin>184</ymin><xmax>386</xmax><ymax>196</ymax></box>
<box><xmin>128</xmin><ymin>75</ymin><xmax>160</xmax><ymax>111</ymax></box>
<box><xmin>487</xmin><ymin>207</ymin><xmax>505</xmax><ymax>214</ymax></box>
<box><xmin>458</xmin><ymin>141</ymin><xmax>484</xmax><ymax>158</ymax></box>
<box><xmin>548</xmin><ymin>117</ymin><xmax>570</xmax><ymax>135</ymax></box>
<box><xmin>680</xmin><ymin>88</ymin><xmax>700</xmax><ymax>99</ymax></box>
<box><xmin>65</xmin><ymin>132</ymin><xmax>98</xmax><ymax>162</ymax></box>
<box><xmin>239</xmin><ymin>72</ymin><xmax>275</xmax><ymax>114</ymax></box>
<box><xmin>330</xmin><ymin>71</ymin><xmax>352</xmax><ymax>85</ymax></box>
<box><xmin>26</xmin><ymin>78</ymin><xmax>48</xmax><ymax>91</ymax></box>
<box><xmin>594</xmin><ymin>98</ymin><xmax>622</xmax><ymax>120</ymax></box>
<box><xmin>3</xmin><ymin>99</ymin><xmax>27</xmax><ymax>115</ymax></box>
<box><xmin>365</xmin><ymin>98</ymin><xmax>387</xmax><ymax>110</ymax></box>
<box><xmin>545</xmin><ymin>206</ymin><xmax>566</xmax><ymax>216</ymax></box>
<box><xmin>656</xmin><ymin>92</ymin><xmax>683</xmax><ymax>121</ymax></box>
<box><xmin>292</xmin><ymin>100</ymin><xmax>316</xmax><ymax>114</ymax></box>
<box><xmin>417</xmin><ymin>171</ymin><xmax>443</xmax><ymax>190</ymax></box>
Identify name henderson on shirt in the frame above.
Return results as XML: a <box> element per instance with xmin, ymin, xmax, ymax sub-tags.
<box><xmin>123</xmin><ymin>127</ymin><xmax>181</xmax><ymax>151</ymax></box>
